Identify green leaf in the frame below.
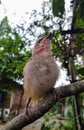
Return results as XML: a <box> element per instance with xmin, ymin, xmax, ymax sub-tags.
<box><xmin>45</xmin><ymin>121</ymin><xmax>56</xmax><ymax>130</ymax></box>
<box><xmin>77</xmin><ymin>67</ymin><xmax>84</xmax><ymax>76</ymax></box>
<box><xmin>73</xmin><ymin>0</ymin><xmax>84</xmax><ymax>21</ymax></box>
<box><xmin>80</xmin><ymin>2</ymin><xmax>84</xmax><ymax>19</ymax></box>
<box><xmin>52</xmin><ymin>0</ymin><xmax>64</xmax><ymax>17</ymax></box>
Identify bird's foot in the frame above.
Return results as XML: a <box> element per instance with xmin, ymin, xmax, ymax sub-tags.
<box><xmin>50</xmin><ymin>88</ymin><xmax>59</xmax><ymax>100</ymax></box>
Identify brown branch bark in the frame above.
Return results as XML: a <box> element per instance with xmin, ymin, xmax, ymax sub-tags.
<box><xmin>0</xmin><ymin>80</ymin><xmax>84</xmax><ymax>130</ymax></box>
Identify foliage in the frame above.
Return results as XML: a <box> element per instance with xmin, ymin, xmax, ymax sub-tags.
<box><xmin>0</xmin><ymin>16</ymin><xmax>31</xmax><ymax>87</ymax></box>
<box><xmin>71</xmin><ymin>0</ymin><xmax>84</xmax><ymax>21</ymax></box>
<box><xmin>61</xmin><ymin>119</ymin><xmax>74</xmax><ymax>130</ymax></box>
<box><xmin>52</xmin><ymin>0</ymin><xmax>64</xmax><ymax>17</ymax></box>
<box><xmin>41</xmin><ymin>121</ymin><xmax>56</xmax><ymax>130</ymax></box>
<box><xmin>40</xmin><ymin>103</ymin><xmax>75</xmax><ymax>130</ymax></box>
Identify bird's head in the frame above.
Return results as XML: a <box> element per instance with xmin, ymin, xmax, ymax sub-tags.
<box><xmin>32</xmin><ymin>33</ymin><xmax>52</xmax><ymax>55</ymax></box>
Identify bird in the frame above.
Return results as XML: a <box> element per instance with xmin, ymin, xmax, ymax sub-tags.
<box><xmin>23</xmin><ymin>33</ymin><xmax>59</xmax><ymax>112</ymax></box>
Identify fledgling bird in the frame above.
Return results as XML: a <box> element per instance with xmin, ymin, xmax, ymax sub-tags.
<box><xmin>23</xmin><ymin>33</ymin><xmax>59</xmax><ymax>110</ymax></box>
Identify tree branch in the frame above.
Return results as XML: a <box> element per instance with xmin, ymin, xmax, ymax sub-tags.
<box><xmin>0</xmin><ymin>80</ymin><xmax>84</xmax><ymax>130</ymax></box>
<box><xmin>61</xmin><ymin>28</ymin><xmax>84</xmax><ymax>35</ymax></box>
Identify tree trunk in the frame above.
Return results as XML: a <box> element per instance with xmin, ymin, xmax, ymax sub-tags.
<box><xmin>69</xmin><ymin>57</ymin><xmax>82</xmax><ymax>130</ymax></box>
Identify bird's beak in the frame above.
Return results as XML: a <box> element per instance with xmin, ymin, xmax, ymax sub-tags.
<box><xmin>46</xmin><ymin>33</ymin><xmax>52</xmax><ymax>40</ymax></box>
